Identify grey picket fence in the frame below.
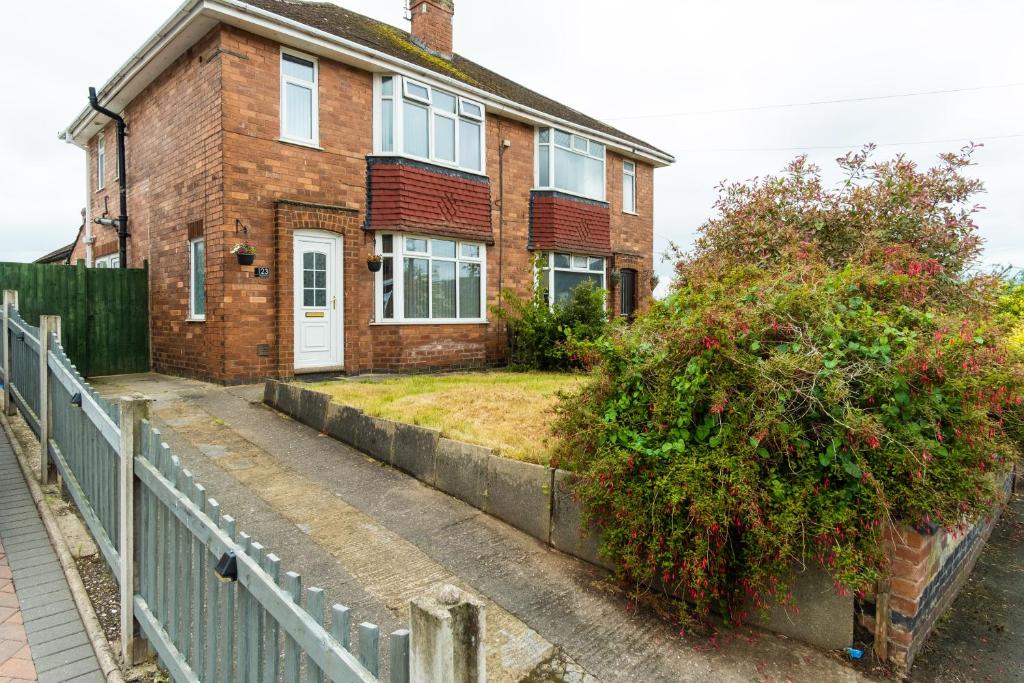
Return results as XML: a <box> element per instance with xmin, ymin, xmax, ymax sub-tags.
<box><xmin>1</xmin><ymin>293</ymin><xmax>411</xmax><ymax>683</ymax></box>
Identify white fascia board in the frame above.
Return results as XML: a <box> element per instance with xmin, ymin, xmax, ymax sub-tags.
<box><xmin>65</xmin><ymin>0</ymin><xmax>214</xmax><ymax>145</ymax></box>
<box><xmin>65</xmin><ymin>0</ymin><xmax>675</xmax><ymax>166</ymax></box>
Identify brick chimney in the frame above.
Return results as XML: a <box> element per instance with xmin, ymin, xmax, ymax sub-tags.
<box><xmin>409</xmin><ymin>0</ymin><xmax>454</xmax><ymax>59</ymax></box>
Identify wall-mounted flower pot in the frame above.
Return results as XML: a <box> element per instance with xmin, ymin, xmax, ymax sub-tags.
<box><xmin>367</xmin><ymin>260</ymin><xmax>383</xmax><ymax>273</ymax></box>
<box><xmin>237</xmin><ymin>253</ymin><xmax>255</xmax><ymax>266</ymax></box>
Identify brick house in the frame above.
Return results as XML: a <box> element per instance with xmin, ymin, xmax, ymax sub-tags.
<box><xmin>61</xmin><ymin>0</ymin><xmax>673</xmax><ymax>383</ymax></box>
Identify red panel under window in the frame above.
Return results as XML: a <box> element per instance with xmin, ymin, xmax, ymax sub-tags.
<box><xmin>530</xmin><ymin>191</ymin><xmax>611</xmax><ymax>256</ymax></box>
<box><xmin>366</xmin><ymin>157</ymin><xmax>492</xmax><ymax>242</ymax></box>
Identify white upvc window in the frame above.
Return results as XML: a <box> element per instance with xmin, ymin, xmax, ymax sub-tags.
<box><xmin>96</xmin><ymin>136</ymin><xmax>106</xmax><ymax>190</ymax></box>
<box><xmin>94</xmin><ymin>253</ymin><xmax>119</xmax><ymax>268</ymax></box>
<box><xmin>623</xmin><ymin>160</ymin><xmax>636</xmax><ymax>213</ymax></box>
<box><xmin>189</xmin><ymin>237</ymin><xmax>206</xmax><ymax>321</ymax></box>
<box><xmin>536</xmin><ymin>128</ymin><xmax>606</xmax><ymax>201</ymax></box>
<box><xmin>375</xmin><ymin>233</ymin><xmax>487</xmax><ymax>323</ymax></box>
<box><xmin>375</xmin><ymin>75</ymin><xmax>486</xmax><ymax>174</ymax></box>
<box><xmin>539</xmin><ymin>251</ymin><xmax>606</xmax><ymax>306</ymax></box>
<box><xmin>280</xmin><ymin>49</ymin><xmax>319</xmax><ymax>146</ymax></box>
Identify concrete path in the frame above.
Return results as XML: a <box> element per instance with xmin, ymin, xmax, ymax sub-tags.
<box><xmin>95</xmin><ymin>372</ymin><xmax>865</xmax><ymax>682</ymax></box>
<box><xmin>910</xmin><ymin>491</ymin><xmax>1024</xmax><ymax>682</ymax></box>
<box><xmin>0</xmin><ymin>427</ymin><xmax>104</xmax><ymax>683</ymax></box>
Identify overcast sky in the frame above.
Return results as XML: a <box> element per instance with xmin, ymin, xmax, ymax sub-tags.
<box><xmin>1</xmin><ymin>1</ymin><xmax>1021</xmax><ymax>292</ymax></box>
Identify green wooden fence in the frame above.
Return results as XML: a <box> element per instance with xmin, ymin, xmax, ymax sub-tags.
<box><xmin>0</xmin><ymin>261</ymin><xmax>149</xmax><ymax>377</ymax></box>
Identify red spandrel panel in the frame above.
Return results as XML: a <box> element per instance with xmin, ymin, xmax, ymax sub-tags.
<box><xmin>530</xmin><ymin>192</ymin><xmax>611</xmax><ymax>255</ymax></box>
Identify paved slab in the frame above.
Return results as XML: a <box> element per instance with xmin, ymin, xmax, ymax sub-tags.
<box><xmin>94</xmin><ymin>372</ymin><xmax>866</xmax><ymax>683</ymax></box>
<box><xmin>0</xmin><ymin>429</ymin><xmax>103</xmax><ymax>683</ymax></box>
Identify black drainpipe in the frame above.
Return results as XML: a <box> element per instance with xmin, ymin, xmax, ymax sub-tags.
<box><xmin>88</xmin><ymin>87</ymin><xmax>129</xmax><ymax>269</ymax></box>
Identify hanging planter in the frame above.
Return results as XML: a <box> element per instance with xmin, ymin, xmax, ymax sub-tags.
<box><xmin>367</xmin><ymin>253</ymin><xmax>383</xmax><ymax>272</ymax></box>
<box><xmin>232</xmin><ymin>241</ymin><xmax>256</xmax><ymax>266</ymax></box>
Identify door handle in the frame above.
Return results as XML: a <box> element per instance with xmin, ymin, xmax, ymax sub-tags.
<box><xmin>331</xmin><ymin>296</ymin><xmax>337</xmax><ymax>310</ymax></box>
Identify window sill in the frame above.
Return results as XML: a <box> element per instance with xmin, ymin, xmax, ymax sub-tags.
<box><xmin>370</xmin><ymin>319</ymin><xmax>489</xmax><ymax>326</ymax></box>
<box><xmin>276</xmin><ymin>137</ymin><xmax>323</xmax><ymax>151</ymax></box>
<box><xmin>185</xmin><ymin>317</ymin><xmax>206</xmax><ymax>323</ymax></box>
<box><xmin>622</xmin><ymin>210</ymin><xmax>639</xmax><ymax>216</ymax></box>
<box><xmin>370</xmin><ymin>152</ymin><xmax>488</xmax><ymax>179</ymax></box>
<box><xmin>530</xmin><ymin>187</ymin><xmax>607</xmax><ymax>204</ymax></box>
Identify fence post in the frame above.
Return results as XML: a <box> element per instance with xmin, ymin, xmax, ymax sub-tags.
<box><xmin>409</xmin><ymin>584</ymin><xmax>486</xmax><ymax>683</ymax></box>
<box><xmin>2</xmin><ymin>290</ymin><xmax>17</xmax><ymax>417</ymax></box>
<box><xmin>119</xmin><ymin>396</ymin><xmax>151</xmax><ymax>665</ymax></box>
<box><xmin>37</xmin><ymin>315</ymin><xmax>60</xmax><ymax>485</ymax></box>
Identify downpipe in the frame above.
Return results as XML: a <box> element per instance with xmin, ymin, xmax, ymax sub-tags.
<box><xmin>87</xmin><ymin>87</ymin><xmax>129</xmax><ymax>268</ymax></box>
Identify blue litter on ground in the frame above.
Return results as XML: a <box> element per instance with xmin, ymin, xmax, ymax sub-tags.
<box><xmin>845</xmin><ymin>647</ymin><xmax>864</xmax><ymax>660</ymax></box>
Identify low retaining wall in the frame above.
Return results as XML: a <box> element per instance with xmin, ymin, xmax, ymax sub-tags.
<box><xmin>859</xmin><ymin>473</ymin><xmax>1014</xmax><ymax>669</ymax></box>
<box><xmin>264</xmin><ymin>380</ymin><xmax>1011</xmax><ymax>661</ymax></box>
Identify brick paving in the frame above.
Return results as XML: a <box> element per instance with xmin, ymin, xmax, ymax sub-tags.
<box><xmin>0</xmin><ymin>428</ymin><xmax>103</xmax><ymax>683</ymax></box>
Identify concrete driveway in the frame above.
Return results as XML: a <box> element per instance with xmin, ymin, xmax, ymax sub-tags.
<box><xmin>93</xmin><ymin>372</ymin><xmax>867</xmax><ymax>683</ymax></box>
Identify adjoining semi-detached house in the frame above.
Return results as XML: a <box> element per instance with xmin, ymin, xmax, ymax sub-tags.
<box><xmin>61</xmin><ymin>0</ymin><xmax>674</xmax><ymax>383</ymax></box>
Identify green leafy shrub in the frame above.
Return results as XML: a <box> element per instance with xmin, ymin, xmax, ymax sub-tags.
<box><xmin>494</xmin><ymin>271</ymin><xmax>609</xmax><ymax>371</ymax></box>
<box><xmin>554</xmin><ymin>147</ymin><xmax>1024</xmax><ymax>621</ymax></box>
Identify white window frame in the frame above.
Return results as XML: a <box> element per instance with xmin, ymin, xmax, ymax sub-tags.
<box><xmin>623</xmin><ymin>160</ymin><xmax>637</xmax><ymax>214</ymax></box>
<box><xmin>373</xmin><ymin>232</ymin><xmax>488</xmax><ymax>324</ymax></box>
<box><xmin>280</xmin><ymin>48</ymin><xmax>320</xmax><ymax>147</ymax></box>
<box><xmin>535</xmin><ymin>128</ymin><xmax>607</xmax><ymax>201</ymax></box>
<box><xmin>374</xmin><ymin>74</ymin><xmax>487</xmax><ymax>175</ymax></box>
<box><xmin>539</xmin><ymin>251</ymin><xmax>607</xmax><ymax>308</ymax></box>
<box><xmin>96</xmin><ymin>136</ymin><xmax>106</xmax><ymax>191</ymax></box>
<box><xmin>94</xmin><ymin>253</ymin><xmax>119</xmax><ymax>268</ymax></box>
<box><xmin>189</xmin><ymin>237</ymin><xmax>206</xmax><ymax>321</ymax></box>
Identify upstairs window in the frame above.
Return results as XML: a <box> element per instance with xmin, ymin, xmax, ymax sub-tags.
<box><xmin>623</xmin><ymin>160</ymin><xmax>636</xmax><ymax>213</ymax></box>
<box><xmin>96</xmin><ymin>136</ymin><xmax>106</xmax><ymax>190</ymax></box>
<box><xmin>536</xmin><ymin>128</ymin><xmax>606</xmax><ymax>201</ymax></box>
<box><xmin>377</xmin><ymin>76</ymin><xmax>485</xmax><ymax>173</ymax></box>
<box><xmin>280</xmin><ymin>50</ymin><xmax>319</xmax><ymax>145</ymax></box>
<box><xmin>375</xmin><ymin>233</ymin><xmax>486</xmax><ymax>323</ymax></box>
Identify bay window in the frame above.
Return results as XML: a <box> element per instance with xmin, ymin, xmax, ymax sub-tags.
<box><xmin>377</xmin><ymin>76</ymin><xmax>485</xmax><ymax>173</ymax></box>
<box><xmin>376</xmin><ymin>233</ymin><xmax>486</xmax><ymax>323</ymax></box>
<box><xmin>536</xmin><ymin>128</ymin><xmax>606</xmax><ymax>200</ymax></box>
<box><xmin>280</xmin><ymin>50</ymin><xmax>319</xmax><ymax>145</ymax></box>
<box><xmin>539</xmin><ymin>251</ymin><xmax>606</xmax><ymax>305</ymax></box>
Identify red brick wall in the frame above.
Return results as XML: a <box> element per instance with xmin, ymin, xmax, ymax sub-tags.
<box><xmin>409</xmin><ymin>0</ymin><xmax>454</xmax><ymax>57</ymax></box>
<box><xmin>74</xmin><ymin>21</ymin><xmax>657</xmax><ymax>382</ymax></box>
<box><xmin>82</xmin><ymin>27</ymin><xmax>226</xmax><ymax>380</ymax></box>
<box><xmin>860</xmin><ymin>472</ymin><xmax>1015</xmax><ymax>670</ymax></box>
<box><xmin>366</xmin><ymin>157</ymin><xmax>492</xmax><ymax>242</ymax></box>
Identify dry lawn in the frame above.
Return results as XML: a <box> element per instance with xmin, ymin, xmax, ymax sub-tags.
<box><xmin>309</xmin><ymin>371</ymin><xmax>588</xmax><ymax>464</ymax></box>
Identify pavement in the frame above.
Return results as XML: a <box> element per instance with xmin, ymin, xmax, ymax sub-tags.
<box><xmin>0</xmin><ymin>424</ymin><xmax>104</xmax><ymax>683</ymax></box>
<box><xmin>93</xmin><ymin>371</ymin><xmax>867</xmax><ymax>683</ymax></box>
<box><xmin>909</xmin><ymin>491</ymin><xmax>1024</xmax><ymax>683</ymax></box>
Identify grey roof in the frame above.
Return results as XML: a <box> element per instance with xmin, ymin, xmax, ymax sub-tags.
<box><xmin>244</xmin><ymin>0</ymin><xmax>670</xmax><ymax>158</ymax></box>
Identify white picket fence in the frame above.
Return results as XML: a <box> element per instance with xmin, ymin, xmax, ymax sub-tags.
<box><xmin>0</xmin><ymin>290</ymin><xmax>480</xmax><ymax>683</ymax></box>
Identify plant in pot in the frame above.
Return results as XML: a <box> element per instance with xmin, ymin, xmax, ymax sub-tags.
<box><xmin>231</xmin><ymin>241</ymin><xmax>256</xmax><ymax>265</ymax></box>
<box><xmin>367</xmin><ymin>253</ymin><xmax>383</xmax><ymax>272</ymax></box>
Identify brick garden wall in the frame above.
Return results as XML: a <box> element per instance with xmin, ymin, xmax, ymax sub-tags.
<box><xmin>860</xmin><ymin>471</ymin><xmax>1015</xmax><ymax>669</ymax></box>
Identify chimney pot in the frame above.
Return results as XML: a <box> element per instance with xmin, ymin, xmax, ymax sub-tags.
<box><xmin>409</xmin><ymin>0</ymin><xmax>454</xmax><ymax>59</ymax></box>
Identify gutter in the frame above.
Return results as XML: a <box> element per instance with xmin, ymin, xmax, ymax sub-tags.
<box><xmin>63</xmin><ymin>0</ymin><xmax>675</xmax><ymax>167</ymax></box>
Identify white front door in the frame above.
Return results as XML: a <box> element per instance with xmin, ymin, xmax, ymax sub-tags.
<box><xmin>293</xmin><ymin>231</ymin><xmax>343</xmax><ymax>371</ymax></box>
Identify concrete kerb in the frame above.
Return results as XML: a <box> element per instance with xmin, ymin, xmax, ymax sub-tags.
<box><xmin>0</xmin><ymin>411</ymin><xmax>125</xmax><ymax>683</ymax></box>
<box><xmin>265</xmin><ymin>382</ymin><xmax>861</xmax><ymax>651</ymax></box>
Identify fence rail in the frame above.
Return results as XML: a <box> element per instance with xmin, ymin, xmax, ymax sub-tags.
<box><xmin>1</xmin><ymin>289</ymin><xmax>482</xmax><ymax>682</ymax></box>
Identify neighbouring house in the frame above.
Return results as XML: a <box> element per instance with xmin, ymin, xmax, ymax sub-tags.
<box><xmin>34</xmin><ymin>242</ymin><xmax>76</xmax><ymax>266</ymax></box>
<box><xmin>60</xmin><ymin>0</ymin><xmax>673</xmax><ymax>383</ymax></box>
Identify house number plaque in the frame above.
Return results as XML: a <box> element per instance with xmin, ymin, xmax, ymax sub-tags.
<box><xmin>254</xmin><ymin>266</ymin><xmax>271</xmax><ymax>278</ymax></box>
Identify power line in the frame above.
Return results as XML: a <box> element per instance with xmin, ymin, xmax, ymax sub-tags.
<box><xmin>673</xmin><ymin>132</ymin><xmax>1024</xmax><ymax>154</ymax></box>
<box><xmin>605</xmin><ymin>82</ymin><xmax>1024</xmax><ymax>121</ymax></box>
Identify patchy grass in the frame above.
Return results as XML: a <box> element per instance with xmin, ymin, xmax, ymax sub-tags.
<box><xmin>309</xmin><ymin>371</ymin><xmax>587</xmax><ymax>464</ymax></box>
